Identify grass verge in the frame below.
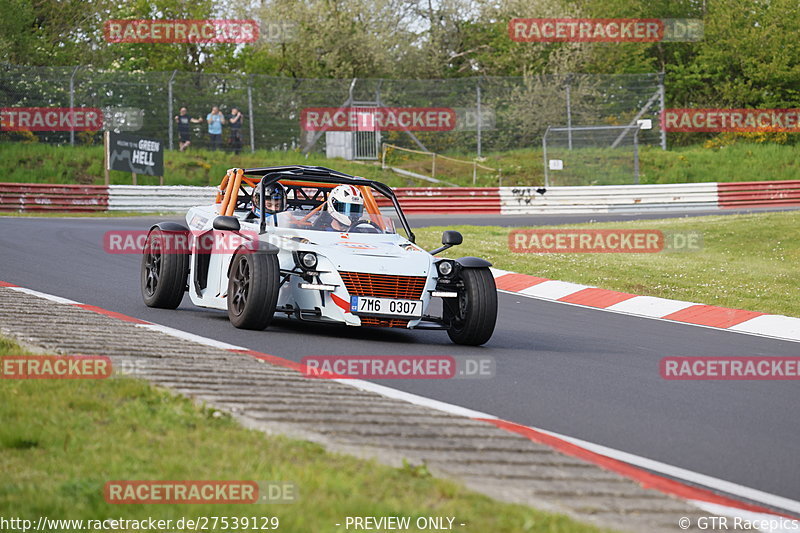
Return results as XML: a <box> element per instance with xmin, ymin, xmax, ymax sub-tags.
<box><xmin>0</xmin><ymin>335</ymin><xmax>613</xmax><ymax>533</ymax></box>
<box><xmin>0</xmin><ymin>143</ymin><xmax>410</xmax><ymax>188</ymax></box>
<box><xmin>414</xmin><ymin>211</ymin><xmax>800</xmax><ymax>317</ymax></box>
<box><xmin>3</xmin><ymin>140</ymin><xmax>800</xmax><ymax>188</ymax></box>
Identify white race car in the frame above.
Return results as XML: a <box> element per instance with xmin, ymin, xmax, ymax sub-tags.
<box><xmin>140</xmin><ymin>166</ymin><xmax>497</xmax><ymax>345</ymax></box>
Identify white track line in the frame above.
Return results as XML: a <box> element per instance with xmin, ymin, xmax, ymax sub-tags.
<box><xmin>334</xmin><ymin>378</ymin><xmax>497</xmax><ymax>419</ymax></box>
<box><xmin>534</xmin><ymin>427</ymin><xmax>800</xmax><ymax>516</ymax></box>
<box><xmin>7</xmin><ymin>286</ymin><xmax>80</xmax><ymax>305</ymax></box>
<box><xmin>135</xmin><ymin>323</ymin><xmax>247</xmax><ymax>351</ymax></box>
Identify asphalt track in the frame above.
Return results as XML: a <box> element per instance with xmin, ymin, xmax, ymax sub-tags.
<box><xmin>1</xmin><ymin>214</ymin><xmax>799</xmax><ymax>505</ymax></box>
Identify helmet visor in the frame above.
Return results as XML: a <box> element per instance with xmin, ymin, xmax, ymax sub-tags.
<box><xmin>332</xmin><ymin>198</ymin><xmax>363</xmax><ymax>219</ymax></box>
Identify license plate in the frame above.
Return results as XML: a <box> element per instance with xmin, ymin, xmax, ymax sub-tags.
<box><xmin>350</xmin><ymin>296</ymin><xmax>423</xmax><ymax>318</ymax></box>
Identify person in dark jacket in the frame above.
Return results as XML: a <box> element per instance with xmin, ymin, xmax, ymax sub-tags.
<box><xmin>174</xmin><ymin>107</ymin><xmax>202</xmax><ymax>152</ymax></box>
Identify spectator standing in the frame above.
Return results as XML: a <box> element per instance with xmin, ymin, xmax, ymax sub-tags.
<box><xmin>228</xmin><ymin>107</ymin><xmax>244</xmax><ymax>155</ymax></box>
<box><xmin>174</xmin><ymin>107</ymin><xmax>202</xmax><ymax>152</ymax></box>
<box><xmin>206</xmin><ymin>106</ymin><xmax>225</xmax><ymax>150</ymax></box>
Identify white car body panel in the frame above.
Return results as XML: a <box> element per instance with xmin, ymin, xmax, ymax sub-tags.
<box><xmin>184</xmin><ymin>204</ymin><xmax>438</xmax><ymax>328</ymax></box>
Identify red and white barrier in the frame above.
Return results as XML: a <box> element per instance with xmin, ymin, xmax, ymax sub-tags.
<box><xmin>500</xmin><ymin>182</ymin><xmax>719</xmax><ymax>214</ymax></box>
<box><xmin>0</xmin><ymin>183</ymin><xmax>108</xmax><ymax>212</ymax></box>
<box><xmin>1</xmin><ymin>180</ymin><xmax>799</xmax><ymax>214</ymax></box>
<box><xmin>718</xmin><ymin>180</ymin><xmax>800</xmax><ymax>209</ymax></box>
<box><xmin>376</xmin><ymin>187</ymin><xmax>501</xmax><ymax>214</ymax></box>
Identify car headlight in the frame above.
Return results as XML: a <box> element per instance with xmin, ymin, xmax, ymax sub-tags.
<box><xmin>437</xmin><ymin>260</ymin><xmax>454</xmax><ymax>277</ymax></box>
<box><xmin>298</xmin><ymin>252</ymin><xmax>318</xmax><ymax>270</ymax></box>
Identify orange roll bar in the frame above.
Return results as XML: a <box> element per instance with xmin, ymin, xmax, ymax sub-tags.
<box><xmin>224</xmin><ymin>168</ymin><xmax>244</xmax><ymax>216</ymax></box>
<box><xmin>215</xmin><ymin>171</ymin><xmax>230</xmax><ymax>205</ymax></box>
<box><xmin>358</xmin><ymin>184</ymin><xmax>381</xmax><ymax>216</ymax></box>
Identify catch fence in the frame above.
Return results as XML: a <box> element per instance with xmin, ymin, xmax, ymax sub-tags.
<box><xmin>1</xmin><ymin>64</ymin><xmax>665</xmax><ymax>161</ymax></box>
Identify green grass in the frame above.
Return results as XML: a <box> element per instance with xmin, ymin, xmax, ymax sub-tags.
<box><xmin>415</xmin><ymin>211</ymin><xmax>800</xmax><ymax>317</ymax></box>
<box><xmin>3</xmin><ymin>140</ymin><xmax>800</xmax><ymax>189</ymax></box>
<box><xmin>0</xmin><ymin>143</ymin><xmax>411</xmax><ymax>188</ymax></box>
<box><xmin>0</xmin><ymin>335</ymin><xmax>612</xmax><ymax>533</ymax></box>
<box><xmin>474</xmin><ymin>144</ymin><xmax>800</xmax><ymax>186</ymax></box>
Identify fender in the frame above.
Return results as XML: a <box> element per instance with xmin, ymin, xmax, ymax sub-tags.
<box><xmin>147</xmin><ymin>221</ymin><xmax>191</xmax><ymax>254</ymax></box>
<box><xmin>235</xmin><ymin>240</ymin><xmax>279</xmax><ymax>255</ymax></box>
<box><xmin>227</xmin><ymin>241</ymin><xmax>279</xmax><ymax>277</ymax></box>
<box><xmin>149</xmin><ymin>221</ymin><xmax>190</xmax><ymax>233</ymax></box>
<box><xmin>455</xmin><ymin>256</ymin><xmax>492</xmax><ymax>268</ymax></box>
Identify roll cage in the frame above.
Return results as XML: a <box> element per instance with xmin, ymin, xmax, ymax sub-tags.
<box><xmin>215</xmin><ymin>166</ymin><xmax>416</xmax><ymax>242</ymax></box>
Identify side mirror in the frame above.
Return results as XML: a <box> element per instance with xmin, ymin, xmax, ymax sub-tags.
<box><xmin>213</xmin><ymin>216</ymin><xmax>241</xmax><ymax>232</ymax></box>
<box><xmin>442</xmin><ymin>230</ymin><xmax>463</xmax><ymax>246</ymax></box>
<box><xmin>430</xmin><ymin>230</ymin><xmax>463</xmax><ymax>255</ymax></box>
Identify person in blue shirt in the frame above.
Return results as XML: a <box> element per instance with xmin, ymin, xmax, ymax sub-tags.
<box><xmin>206</xmin><ymin>106</ymin><xmax>225</xmax><ymax>150</ymax></box>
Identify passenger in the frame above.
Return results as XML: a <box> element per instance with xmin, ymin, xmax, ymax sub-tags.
<box><xmin>251</xmin><ymin>181</ymin><xmax>287</xmax><ymax>225</ymax></box>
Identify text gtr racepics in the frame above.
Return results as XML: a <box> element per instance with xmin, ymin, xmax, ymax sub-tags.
<box><xmin>140</xmin><ymin>166</ymin><xmax>498</xmax><ymax>345</ymax></box>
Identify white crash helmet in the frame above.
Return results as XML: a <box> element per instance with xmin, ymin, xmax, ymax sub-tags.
<box><xmin>327</xmin><ymin>184</ymin><xmax>364</xmax><ymax>226</ymax></box>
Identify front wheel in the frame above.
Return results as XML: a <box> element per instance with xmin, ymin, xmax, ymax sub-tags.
<box><xmin>141</xmin><ymin>228</ymin><xmax>189</xmax><ymax>309</ymax></box>
<box><xmin>445</xmin><ymin>267</ymin><xmax>498</xmax><ymax>346</ymax></box>
<box><xmin>227</xmin><ymin>252</ymin><xmax>279</xmax><ymax>330</ymax></box>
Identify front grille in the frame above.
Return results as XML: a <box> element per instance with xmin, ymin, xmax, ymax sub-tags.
<box><xmin>359</xmin><ymin>317</ymin><xmax>409</xmax><ymax>328</ymax></box>
<box><xmin>339</xmin><ymin>272</ymin><xmax>427</xmax><ymax>300</ymax></box>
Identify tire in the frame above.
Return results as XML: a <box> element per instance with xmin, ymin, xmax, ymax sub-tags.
<box><xmin>141</xmin><ymin>228</ymin><xmax>189</xmax><ymax>309</ymax></box>
<box><xmin>227</xmin><ymin>251</ymin><xmax>279</xmax><ymax>330</ymax></box>
<box><xmin>445</xmin><ymin>267</ymin><xmax>498</xmax><ymax>346</ymax></box>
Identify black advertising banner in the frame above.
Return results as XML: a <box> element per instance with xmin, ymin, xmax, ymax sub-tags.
<box><xmin>107</xmin><ymin>132</ymin><xmax>164</xmax><ymax>176</ymax></box>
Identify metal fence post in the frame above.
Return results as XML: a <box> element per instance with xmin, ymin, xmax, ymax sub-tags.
<box><xmin>247</xmin><ymin>77</ymin><xmax>255</xmax><ymax>152</ymax></box>
<box><xmin>565</xmin><ymin>82</ymin><xmax>573</xmax><ymax>151</ymax></box>
<box><xmin>476</xmin><ymin>81</ymin><xmax>482</xmax><ymax>158</ymax></box>
<box><xmin>69</xmin><ymin>66</ymin><xmax>79</xmax><ymax>146</ymax></box>
<box><xmin>542</xmin><ymin>127</ymin><xmax>550</xmax><ymax>188</ymax></box>
<box><xmin>658</xmin><ymin>72</ymin><xmax>667</xmax><ymax>151</ymax></box>
<box><xmin>168</xmin><ymin>70</ymin><xmax>177</xmax><ymax>150</ymax></box>
<box><xmin>634</xmin><ymin>127</ymin><xmax>640</xmax><ymax>184</ymax></box>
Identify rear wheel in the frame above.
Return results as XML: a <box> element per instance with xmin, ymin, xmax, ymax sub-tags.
<box><xmin>445</xmin><ymin>267</ymin><xmax>497</xmax><ymax>346</ymax></box>
<box><xmin>141</xmin><ymin>228</ymin><xmax>188</xmax><ymax>309</ymax></box>
<box><xmin>227</xmin><ymin>252</ymin><xmax>279</xmax><ymax>330</ymax></box>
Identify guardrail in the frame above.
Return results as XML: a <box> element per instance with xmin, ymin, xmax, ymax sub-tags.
<box><xmin>0</xmin><ymin>183</ymin><xmax>108</xmax><ymax>212</ymax></box>
<box><xmin>2</xmin><ymin>181</ymin><xmax>799</xmax><ymax>215</ymax></box>
<box><xmin>108</xmin><ymin>185</ymin><xmax>216</xmax><ymax>212</ymax></box>
<box><xmin>500</xmin><ymin>183</ymin><xmax>719</xmax><ymax>214</ymax></box>
<box><xmin>718</xmin><ymin>180</ymin><xmax>800</xmax><ymax>208</ymax></box>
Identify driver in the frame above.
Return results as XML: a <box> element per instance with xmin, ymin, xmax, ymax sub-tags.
<box><xmin>315</xmin><ymin>184</ymin><xmax>366</xmax><ymax>232</ymax></box>
<box><xmin>250</xmin><ymin>181</ymin><xmax>287</xmax><ymax>223</ymax></box>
